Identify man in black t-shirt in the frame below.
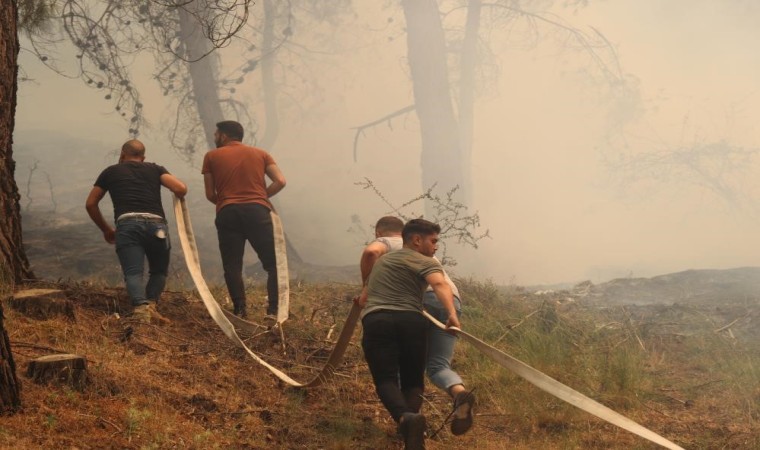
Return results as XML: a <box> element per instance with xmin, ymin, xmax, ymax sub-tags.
<box><xmin>85</xmin><ymin>139</ymin><xmax>187</xmax><ymax>323</ymax></box>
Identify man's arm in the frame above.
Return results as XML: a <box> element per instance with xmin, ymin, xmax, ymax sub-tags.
<box><xmin>354</xmin><ymin>241</ymin><xmax>388</xmax><ymax>307</ymax></box>
<box><xmin>425</xmin><ymin>271</ymin><xmax>461</xmax><ymax>331</ymax></box>
<box><xmin>161</xmin><ymin>173</ymin><xmax>188</xmax><ymax>199</ymax></box>
<box><xmin>359</xmin><ymin>242</ymin><xmax>388</xmax><ymax>285</ymax></box>
<box><xmin>203</xmin><ymin>173</ymin><xmax>217</xmax><ymax>204</ymax></box>
<box><xmin>85</xmin><ymin>186</ymin><xmax>116</xmax><ymax>244</ymax></box>
<box><xmin>356</xmin><ymin>284</ymin><xmax>369</xmax><ymax>308</ymax></box>
<box><xmin>265</xmin><ymin>163</ymin><xmax>286</xmax><ymax>198</ymax></box>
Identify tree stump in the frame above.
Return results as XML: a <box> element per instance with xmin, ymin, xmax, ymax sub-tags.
<box><xmin>26</xmin><ymin>354</ymin><xmax>87</xmax><ymax>390</ymax></box>
<box><xmin>0</xmin><ymin>302</ymin><xmax>20</xmax><ymax>412</ymax></box>
<box><xmin>6</xmin><ymin>289</ymin><xmax>75</xmax><ymax>321</ymax></box>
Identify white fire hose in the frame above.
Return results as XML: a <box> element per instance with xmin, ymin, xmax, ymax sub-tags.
<box><xmin>173</xmin><ymin>196</ymin><xmax>683</xmax><ymax>449</ymax></box>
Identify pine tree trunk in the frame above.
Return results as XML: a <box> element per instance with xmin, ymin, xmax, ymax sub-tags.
<box><xmin>402</xmin><ymin>0</ymin><xmax>466</xmax><ymax>210</ymax></box>
<box><xmin>258</xmin><ymin>0</ymin><xmax>280</xmax><ymax>150</ymax></box>
<box><xmin>178</xmin><ymin>2</ymin><xmax>225</xmax><ymax>149</ymax></box>
<box><xmin>0</xmin><ymin>301</ymin><xmax>20</xmax><ymax>413</ymax></box>
<box><xmin>457</xmin><ymin>0</ymin><xmax>482</xmax><ymax>206</ymax></box>
<box><xmin>0</xmin><ymin>0</ymin><xmax>33</xmax><ymax>286</ymax></box>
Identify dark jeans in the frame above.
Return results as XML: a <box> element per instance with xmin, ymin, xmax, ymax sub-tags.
<box><xmin>362</xmin><ymin>310</ymin><xmax>428</xmax><ymax>423</ymax></box>
<box><xmin>115</xmin><ymin>219</ymin><xmax>171</xmax><ymax>306</ymax></box>
<box><xmin>215</xmin><ymin>203</ymin><xmax>278</xmax><ymax>315</ymax></box>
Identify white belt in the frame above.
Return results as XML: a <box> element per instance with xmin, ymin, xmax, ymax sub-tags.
<box><xmin>116</xmin><ymin>212</ymin><xmax>165</xmax><ymax>223</ymax></box>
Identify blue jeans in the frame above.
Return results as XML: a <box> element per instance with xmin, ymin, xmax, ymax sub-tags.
<box><xmin>115</xmin><ymin>219</ymin><xmax>171</xmax><ymax>306</ymax></box>
<box><xmin>423</xmin><ymin>291</ymin><xmax>463</xmax><ymax>391</ymax></box>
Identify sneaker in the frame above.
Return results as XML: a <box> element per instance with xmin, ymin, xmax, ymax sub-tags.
<box><xmin>146</xmin><ymin>303</ymin><xmax>170</xmax><ymax>325</ymax></box>
<box><xmin>233</xmin><ymin>304</ymin><xmax>248</xmax><ymax>318</ymax></box>
<box><xmin>451</xmin><ymin>391</ymin><xmax>475</xmax><ymax>436</ymax></box>
<box><xmin>131</xmin><ymin>304</ymin><xmax>151</xmax><ymax>324</ymax></box>
<box><xmin>399</xmin><ymin>412</ymin><xmax>426</xmax><ymax>450</ymax></box>
<box><xmin>263</xmin><ymin>314</ymin><xmax>278</xmax><ymax>322</ymax></box>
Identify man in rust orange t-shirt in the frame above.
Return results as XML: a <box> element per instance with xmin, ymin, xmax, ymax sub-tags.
<box><xmin>201</xmin><ymin>120</ymin><xmax>287</xmax><ymax>318</ymax></box>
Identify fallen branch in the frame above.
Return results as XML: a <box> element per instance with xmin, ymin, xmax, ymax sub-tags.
<box><xmin>310</xmin><ymin>305</ymin><xmax>329</xmax><ymax>322</ymax></box>
<box><xmin>77</xmin><ymin>413</ymin><xmax>122</xmax><ymax>432</ymax></box>
<box><xmin>493</xmin><ymin>309</ymin><xmax>541</xmax><ymax>344</ymax></box>
<box><xmin>11</xmin><ymin>341</ymin><xmax>68</xmax><ymax>354</ymax></box>
<box><xmin>622</xmin><ymin>307</ymin><xmax>647</xmax><ymax>352</ymax></box>
<box><xmin>189</xmin><ymin>408</ymin><xmax>265</xmax><ymax>417</ymax></box>
<box><xmin>690</xmin><ymin>379</ymin><xmax>724</xmax><ymax>390</ymax></box>
<box><xmin>714</xmin><ymin>318</ymin><xmax>740</xmax><ymax>333</ymax></box>
<box><xmin>640</xmin><ymin>400</ymin><xmax>676</xmax><ymax>419</ymax></box>
<box><xmin>325</xmin><ymin>324</ymin><xmax>335</xmax><ymax>341</ymax></box>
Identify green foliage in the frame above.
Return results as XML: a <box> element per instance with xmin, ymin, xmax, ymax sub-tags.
<box><xmin>315</xmin><ymin>408</ymin><xmax>361</xmax><ymax>443</ymax></box>
<box><xmin>125</xmin><ymin>404</ymin><xmax>152</xmax><ymax>439</ymax></box>
<box><xmin>446</xmin><ymin>277</ymin><xmax>760</xmax><ymax>447</ymax></box>
<box><xmin>44</xmin><ymin>413</ymin><xmax>57</xmax><ymax>429</ymax></box>
<box><xmin>600</xmin><ymin>344</ymin><xmax>645</xmax><ymax>402</ymax></box>
<box><xmin>673</xmin><ymin>320</ymin><xmax>760</xmax><ymax>420</ymax></box>
<box><xmin>192</xmin><ymin>430</ymin><xmax>214</xmax><ymax>446</ymax></box>
<box><xmin>284</xmin><ymin>387</ymin><xmax>307</xmax><ymax>408</ymax></box>
<box><xmin>455</xmin><ymin>282</ymin><xmax>648</xmax><ymax>408</ymax></box>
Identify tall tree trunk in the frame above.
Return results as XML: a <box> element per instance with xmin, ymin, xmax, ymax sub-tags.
<box><xmin>401</xmin><ymin>0</ymin><xmax>466</xmax><ymax>209</ymax></box>
<box><xmin>0</xmin><ymin>0</ymin><xmax>23</xmax><ymax>413</ymax></box>
<box><xmin>258</xmin><ymin>0</ymin><xmax>280</xmax><ymax>149</ymax></box>
<box><xmin>0</xmin><ymin>302</ymin><xmax>20</xmax><ymax>412</ymax></box>
<box><xmin>457</xmin><ymin>0</ymin><xmax>481</xmax><ymax>206</ymax></box>
<box><xmin>251</xmin><ymin>1</ymin><xmax>302</xmax><ymax>264</ymax></box>
<box><xmin>257</xmin><ymin>0</ymin><xmax>302</xmax><ymax>264</ymax></box>
<box><xmin>0</xmin><ymin>0</ymin><xmax>33</xmax><ymax>286</ymax></box>
<box><xmin>178</xmin><ymin>3</ymin><xmax>225</xmax><ymax>149</ymax></box>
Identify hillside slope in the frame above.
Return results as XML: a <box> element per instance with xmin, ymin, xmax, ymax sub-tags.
<box><xmin>579</xmin><ymin>267</ymin><xmax>760</xmax><ymax>306</ymax></box>
<box><xmin>1</xmin><ymin>278</ymin><xmax>758</xmax><ymax>449</ymax></box>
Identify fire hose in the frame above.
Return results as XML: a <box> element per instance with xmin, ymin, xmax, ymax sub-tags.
<box><xmin>172</xmin><ymin>196</ymin><xmax>683</xmax><ymax>449</ymax></box>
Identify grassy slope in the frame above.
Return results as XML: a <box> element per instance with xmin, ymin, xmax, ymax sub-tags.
<box><xmin>1</xmin><ymin>278</ymin><xmax>758</xmax><ymax>449</ymax></box>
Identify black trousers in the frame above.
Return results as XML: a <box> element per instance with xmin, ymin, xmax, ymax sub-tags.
<box><xmin>215</xmin><ymin>203</ymin><xmax>278</xmax><ymax>315</ymax></box>
<box><xmin>362</xmin><ymin>310</ymin><xmax>428</xmax><ymax>422</ymax></box>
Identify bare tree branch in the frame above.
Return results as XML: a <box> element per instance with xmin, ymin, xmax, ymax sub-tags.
<box><xmin>350</xmin><ymin>104</ymin><xmax>415</xmax><ymax>162</ymax></box>
<box><xmin>355</xmin><ymin>178</ymin><xmax>490</xmax><ymax>265</ymax></box>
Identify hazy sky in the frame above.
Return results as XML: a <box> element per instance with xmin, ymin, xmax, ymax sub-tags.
<box><xmin>14</xmin><ymin>1</ymin><xmax>760</xmax><ymax>286</ymax></box>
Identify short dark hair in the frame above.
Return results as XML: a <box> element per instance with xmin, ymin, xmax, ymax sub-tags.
<box><xmin>375</xmin><ymin>216</ymin><xmax>404</xmax><ymax>236</ymax></box>
<box><xmin>216</xmin><ymin>120</ymin><xmax>244</xmax><ymax>141</ymax></box>
<box><xmin>402</xmin><ymin>218</ymin><xmax>441</xmax><ymax>244</ymax></box>
<box><xmin>121</xmin><ymin>139</ymin><xmax>145</xmax><ymax>158</ymax></box>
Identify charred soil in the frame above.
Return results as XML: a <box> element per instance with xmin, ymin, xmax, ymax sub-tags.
<box><xmin>0</xmin><ymin>274</ymin><xmax>758</xmax><ymax>449</ymax></box>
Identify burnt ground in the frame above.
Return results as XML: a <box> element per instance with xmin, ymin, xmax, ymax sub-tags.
<box><xmin>4</xmin><ymin>216</ymin><xmax>759</xmax><ymax>449</ymax></box>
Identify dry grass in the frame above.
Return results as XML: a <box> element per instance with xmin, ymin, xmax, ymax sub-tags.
<box><xmin>0</xmin><ymin>278</ymin><xmax>758</xmax><ymax>449</ymax></box>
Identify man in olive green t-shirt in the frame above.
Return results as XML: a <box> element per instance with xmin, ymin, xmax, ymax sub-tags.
<box><xmin>357</xmin><ymin>218</ymin><xmax>460</xmax><ymax>450</ymax></box>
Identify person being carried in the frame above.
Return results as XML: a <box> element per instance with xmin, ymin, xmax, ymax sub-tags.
<box><xmin>357</xmin><ymin>218</ymin><xmax>460</xmax><ymax>450</ymax></box>
<box><xmin>85</xmin><ymin>139</ymin><xmax>187</xmax><ymax>324</ymax></box>
<box><xmin>201</xmin><ymin>120</ymin><xmax>286</xmax><ymax>319</ymax></box>
<box><xmin>357</xmin><ymin>216</ymin><xmax>475</xmax><ymax>437</ymax></box>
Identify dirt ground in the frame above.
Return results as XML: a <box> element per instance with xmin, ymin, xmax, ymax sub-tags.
<box><xmin>0</xmin><ymin>275</ymin><xmax>758</xmax><ymax>449</ymax></box>
<box><xmin>6</xmin><ymin>217</ymin><xmax>760</xmax><ymax>449</ymax></box>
